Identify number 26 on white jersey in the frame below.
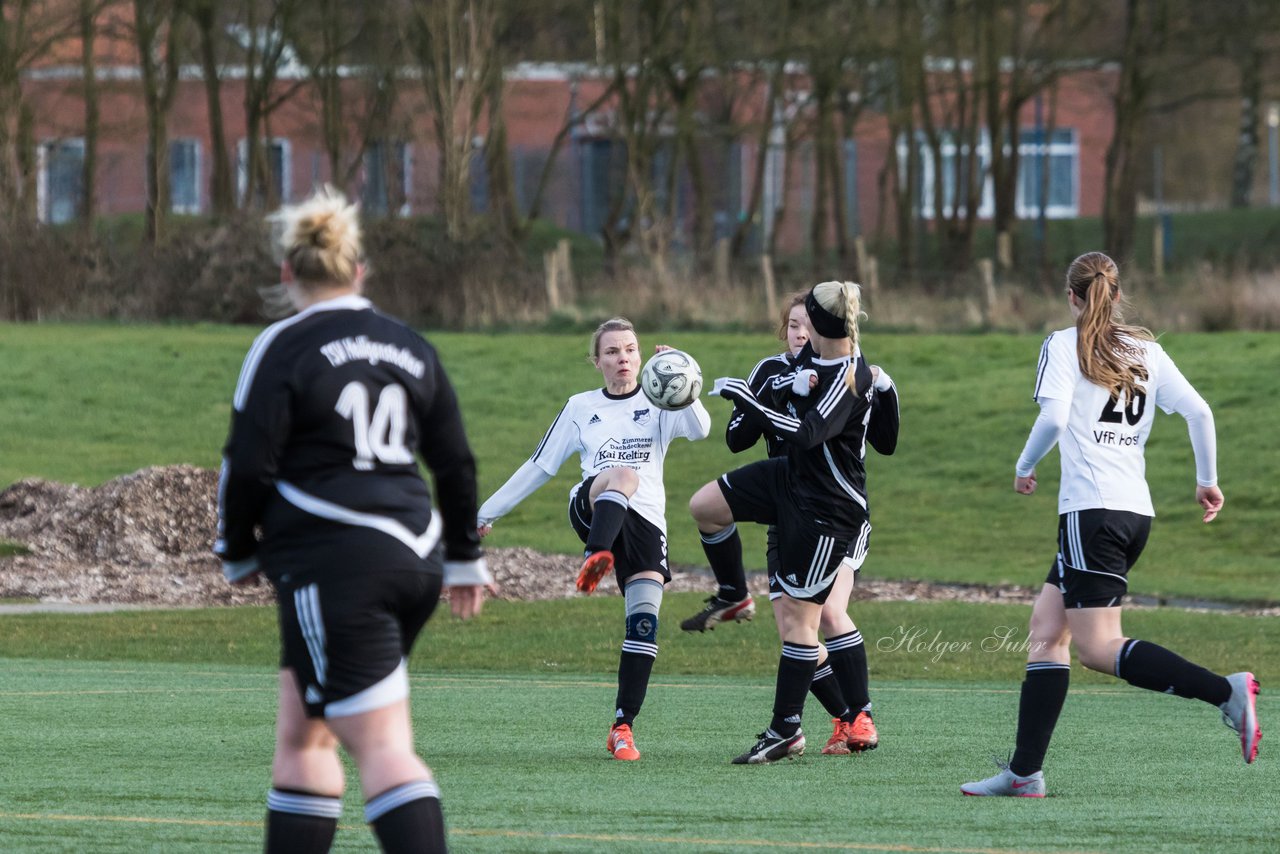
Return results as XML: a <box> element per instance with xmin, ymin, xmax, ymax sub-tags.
<box><xmin>335</xmin><ymin>382</ymin><xmax>414</xmax><ymax>470</ymax></box>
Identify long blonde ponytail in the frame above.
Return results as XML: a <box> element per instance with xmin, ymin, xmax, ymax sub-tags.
<box><xmin>1067</xmin><ymin>252</ymin><xmax>1152</xmax><ymax>398</ymax></box>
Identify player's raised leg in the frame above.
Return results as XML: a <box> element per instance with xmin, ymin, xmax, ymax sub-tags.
<box><xmin>684</xmin><ymin>479</ymin><xmax>754</xmax><ymax>631</ymax></box>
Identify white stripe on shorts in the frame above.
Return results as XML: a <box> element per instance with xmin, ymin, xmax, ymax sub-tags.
<box><xmin>295</xmin><ymin>584</ymin><xmax>327</xmax><ymax>686</ymax></box>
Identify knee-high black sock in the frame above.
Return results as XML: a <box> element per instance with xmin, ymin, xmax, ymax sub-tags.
<box><xmin>615</xmin><ymin>647</ymin><xmax>657</xmax><ymax>726</ymax></box>
<box><xmin>770</xmin><ymin>643</ymin><xmax>819</xmax><ymax>738</ymax></box>
<box><xmin>585</xmin><ymin>490</ymin><xmax>629</xmax><ymax>554</ymax></box>
<box><xmin>825</xmin><ymin>629</ymin><xmax>870</xmax><ymax>714</ymax></box>
<box><xmin>1009</xmin><ymin>662</ymin><xmax>1070</xmax><ymax>777</ymax></box>
<box><xmin>700</xmin><ymin>523</ymin><xmax>748</xmax><ymax>602</ymax></box>
<box><xmin>265</xmin><ymin>788</ymin><xmax>340</xmax><ymax>854</ymax></box>
<box><xmin>809</xmin><ymin>662</ymin><xmax>851</xmax><ymax>720</ymax></box>
<box><xmin>366</xmin><ymin>780</ymin><xmax>447</xmax><ymax>854</ymax></box>
<box><xmin>1115</xmin><ymin>638</ymin><xmax>1231</xmax><ymax>705</ymax></box>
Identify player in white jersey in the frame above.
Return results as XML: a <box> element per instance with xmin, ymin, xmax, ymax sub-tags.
<box><xmin>962</xmin><ymin>251</ymin><xmax>1260</xmax><ymax>798</ymax></box>
<box><xmin>477</xmin><ymin>318</ymin><xmax>711</xmax><ymax>760</ymax></box>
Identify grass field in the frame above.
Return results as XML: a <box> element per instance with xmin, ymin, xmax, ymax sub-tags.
<box><xmin>2</xmin><ymin>321</ymin><xmax>1276</xmax><ymax>851</ymax></box>
<box><xmin>1</xmin><ymin>653</ymin><xmax>1275</xmax><ymax>853</ymax></box>
<box><xmin>1</xmin><ymin>324</ymin><xmax>1277</xmax><ymax>603</ymax></box>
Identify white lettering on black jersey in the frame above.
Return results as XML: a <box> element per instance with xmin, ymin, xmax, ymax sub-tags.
<box><xmin>216</xmin><ymin>295</ymin><xmax>481</xmax><ymax>577</ymax></box>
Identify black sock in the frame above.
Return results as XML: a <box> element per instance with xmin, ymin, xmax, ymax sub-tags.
<box><xmin>265</xmin><ymin>788</ymin><xmax>340</xmax><ymax>854</ymax></box>
<box><xmin>366</xmin><ymin>780</ymin><xmax>447</xmax><ymax>854</ymax></box>
<box><xmin>1115</xmin><ymin>638</ymin><xmax>1231</xmax><ymax>705</ymax></box>
<box><xmin>616</xmin><ymin>651</ymin><xmax>656</xmax><ymax>726</ymax></box>
<box><xmin>585</xmin><ymin>490</ymin><xmax>629</xmax><ymax>554</ymax></box>
<box><xmin>770</xmin><ymin>643</ymin><xmax>819</xmax><ymax>737</ymax></box>
<box><xmin>809</xmin><ymin>662</ymin><xmax>851</xmax><ymax>720</ymax></box>
<box><xmin>1009</xmin><ymin>662</ymin><xmax>1070</xmax><ymax>777</ymax></box>
<box><xmin>700</xmin><ymin>523</ymin><xmax>748</xmax><ymax>602</ymax></box>
<box><xmin>825</xmin><ymin>629</ymin><xmax>870</xmax><ymax>713</ymax></box>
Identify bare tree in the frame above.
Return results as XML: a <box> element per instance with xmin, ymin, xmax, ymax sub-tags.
<box><xmin>236</xmin><ymin>0</ymin><xmax>307</xmax><ymax>211</ymax></box>
<box><xmin>79</xmin><ymin>0</ymin><xmax>103</xmax><ymax>229</ymax></box>
<box><xmin>406</xmin><ymin>0</ymin><xmax>500</xmax><ymax>241</ymax></box>
<box><xmin>133</xmin><ymin>0</ymin><xmax>181</xmax><ymax>242</ymax></box>
<box><xmin>187</xmin><ymin>0</ymin><xmax>234</xmax><ymax>215</ymax></box>
<box><xmin>0</xmin><ymin>1</ymin><xmax>71</xmax><ymax>223</ymax></box>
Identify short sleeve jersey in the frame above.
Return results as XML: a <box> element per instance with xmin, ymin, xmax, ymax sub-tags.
<box><xmin>1033</xmin><ymin>327</ymin><xmax>1200</xmax><ymax>516</ymax></box>
<box><xmin>528</xmin><ymin>387</ymin><xmax>710</xmax><ymax>534</ymax></box>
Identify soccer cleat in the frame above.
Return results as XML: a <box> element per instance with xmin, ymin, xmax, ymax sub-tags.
<box><xmin>960</xmin><ymin>762</ymin><xmax>1045</xmax><ymax>798</ymax></box>
<box><xmin>732</xmin><ymin>730</ymin><xmax>805</xmax><ymax>765</ymax></box>
<box><xmin>846</xmin><ymin>711</ymin><xmax>879</xmax><ymax>752</ymax></box>
<box><xmin>1219</xmin><ymin>671</ymin><xmax>1262</xmax><ymax>764</ymax></box>
<box><xmin>680</xmin><ymin>595</ymin><xmax>756</xmax><ymax>632</ymax></box>
<box><xmin>576</xmin><ymin>550</ymin><xmax>614</xmax><ymax>594</ymax></box>
<box><xmin>607</xmin><ymin>723</ymin><xmax>640</xmax><ymax>761</ymax></box>
<box><xmin>820</xmin><ymin>719</ymin><xmax>852</xmax><ymax>755</ymax></box>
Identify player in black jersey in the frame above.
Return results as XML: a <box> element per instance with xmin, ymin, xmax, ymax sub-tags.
<box><xmin>692</xmin><ymin>281</ymin><xmax>895</xmax><ymax>764</ymax></box>
<box><xmin>682</xmin><ymin>292</ymin><xmax>899</xmax><ymax>756</ymax></box>
<box><xmin>216</xmin><ymin>188</ymin><xmax>488</xmax><ymax>853</ymax></box>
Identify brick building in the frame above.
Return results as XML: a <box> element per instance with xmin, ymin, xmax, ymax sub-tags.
<box><xmin>22</xmin><ymin>52</ymin><xmax>1117</xmax><ymax>255</ymax></box>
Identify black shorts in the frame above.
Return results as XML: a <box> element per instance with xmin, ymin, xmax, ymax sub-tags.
<box><xmin>273</xmin><ymin>531</ymin><xmax>443</xmax><ymax>718</ymax></box>
<box><xmin>718</xmin><ymin>458</ymin><xmax>861</xmax><ymax>604</ymax></box>
<box><xmin>1046</xmin><ymin>509</ymin><xmax>1151</xmax><ymax>608</ymax></box>
<box><xmin>767</xmin><ymin>522</ymin><xmax>871</xmax><ymax>600</ymax></box>
<box><xmin>569</xmin><ymin>476</ymin><xmax>671</xmax><ymax>589</ymax></box>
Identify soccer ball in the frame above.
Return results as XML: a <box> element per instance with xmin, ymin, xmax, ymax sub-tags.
<box><xmin>641</xmin><ymin>349</ymin><xmax>703</xmax><ymax>411</ymax></box>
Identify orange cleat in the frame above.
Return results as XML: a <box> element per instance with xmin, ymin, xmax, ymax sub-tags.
<box><xmin>607</xmin><ymin>723</ymin><xmax>640</xmax><ymax>761</ymax></box>
<box><xmin>846</xmin><ymin>711</ymin><xmax>879</xmax><ymax>752</ymax></box>
<box><xmin>821</xmin><ymin>719</ymin><xmax>853</xmax><ymax>755</ymax></box>
<box><xmin>576</xmin><ymin>550</ymin><xmax>615</xmax><ymax>594</ymax></box>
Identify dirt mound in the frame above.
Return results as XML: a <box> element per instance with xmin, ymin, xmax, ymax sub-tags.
<box><xmin>0</xmin><ymin>466</ymin><xmax>263</xmax><ymax>606</ymax></box>
<box><xmin>0</xmin><ymin>465</ymin><xmax>1043</xmax><ymax>609</ymax></box>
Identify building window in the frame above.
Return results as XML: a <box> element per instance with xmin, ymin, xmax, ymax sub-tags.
<box><xmin>236</xmin><ymin>138</ymin><xmax>291</xmax><ymax>207</ymax></box>
<box><xmin>39</xmin><ymin>139</ymin><xmax>85</xmax><ymax>224</ymax></box>
<box><xmin>904</xmin><ymin>130</ymin><xmax>994</xmax><ymax>219</ymax></box>
<box><xmin>1016</xmin><ymin>128</ymin><xmax>1078</xmax><ymax>218</ymax></box>
<box><xmin>170</xmin><ymin>139</ymin><xmax>201</xmax><ymax>214</ymax></box>
<box><xmin>362</xmin><ymin>141</ymin><xmax>411</xmax><ymax>216</ymax></box>
<box><xmin>899</xmin><ymin>126</ymin><xmax>1078</xmax><ymax>220</ymax></box>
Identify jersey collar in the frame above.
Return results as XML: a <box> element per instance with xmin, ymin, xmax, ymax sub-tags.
<box><xmin>297</xmin><ymin>294</ymin><xmax>373</xmax><ymax>317</ymax></box>
<box><xmin>602</xmin><ymin>386</ymin><xmax>642</xmax><ymax>401</ymax></box>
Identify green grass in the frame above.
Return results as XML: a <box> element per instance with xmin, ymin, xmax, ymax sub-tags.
<box><xmin>1</xmin><ymin>324</ymin><xmax>1277</xmax><ymax>602</ymax></box>
<box><xmin>1</xmin><ymin>596</ymin><xmax>1275</xmax><ymax>685</ymax></box>
<box><xmin>1</xmin><ymin>654</ymin><xmax>1275</xmax><ymax>853</ymax></box>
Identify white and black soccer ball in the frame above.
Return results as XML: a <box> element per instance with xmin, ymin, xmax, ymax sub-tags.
<box><xmin>641</xmin><ymin>349</ymin><xmax>703</xmax><ymax>411</ymax></box>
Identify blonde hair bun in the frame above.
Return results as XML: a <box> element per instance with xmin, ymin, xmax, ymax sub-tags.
<box><xmin>276</xmin><ymin>186</ymin><xmax>362</xmax><ymax>286</ymax></box>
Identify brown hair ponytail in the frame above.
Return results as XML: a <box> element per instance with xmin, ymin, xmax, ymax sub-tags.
<box><xmin>1067</xmin><ymin>252</ymin><xmax>1152</xmax><ymax>398</ymax></box>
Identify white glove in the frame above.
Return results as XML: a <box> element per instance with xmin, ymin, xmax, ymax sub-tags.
<box><xmin>710</xmin><ymin>377</ymin><xmax>734</xmax><ymax>397</ymax></box>
<box><xmin>222</xmin><ymin>556</ymin><xmax>260</xmax><ymax>584</ymax></box>
<box><xmin>791</xmin><ymin>369</ymin><xmax>817</xmax><ymax>397</ymax></box>
<box><xmin>871</xmin><ymin>366</ymin><xmax>894</xmax><ymax>392</ymax></box>
<box><xmin>444</xmin><ymin>558</ymin><xmax>493</xmax><ymax>587</ymax></box>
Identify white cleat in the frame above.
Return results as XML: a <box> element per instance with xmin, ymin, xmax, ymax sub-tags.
<box><xmin>961</xmin><ymin>764</ymin><xmax>1045</xmax><ymax>798</ymax></box>
<box><xmin>1220</xmin><ymin>672</ymin><xmax>1262</xmax><ymax>764</ymax></box>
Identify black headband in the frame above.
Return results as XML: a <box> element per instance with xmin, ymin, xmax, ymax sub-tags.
<box><xmin>805</xmin><ymin>289</ymin><xmax>847</xmax><ymax>339</ymax></box>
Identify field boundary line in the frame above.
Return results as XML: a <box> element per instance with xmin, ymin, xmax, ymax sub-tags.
<box><xmin>0</xmin><ymin>812</ymin><xmax>1101</xmax><ymax>853</ymax></box>
<box><xmin>451</xmin><ymin>826</ymin><xmax>1103</xmax><ymax>853</ymax></box>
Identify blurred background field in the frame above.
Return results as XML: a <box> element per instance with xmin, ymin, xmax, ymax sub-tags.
<box><xmin>1</xmin><ymin>323</ymin><xmax>1275</xmax><ymax>604</ymax></box>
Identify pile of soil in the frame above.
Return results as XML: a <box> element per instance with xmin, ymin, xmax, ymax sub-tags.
<box><xmin>0</xmin><ymin>465</ymin><xmax>1041</xmax><ymax>609</ymax></box>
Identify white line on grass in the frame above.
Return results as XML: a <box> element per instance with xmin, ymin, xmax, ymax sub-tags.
<box><xmin>0</xmin><ymin>813</ymin><xmax>1101</xmax><ymax>853</ymax></box>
